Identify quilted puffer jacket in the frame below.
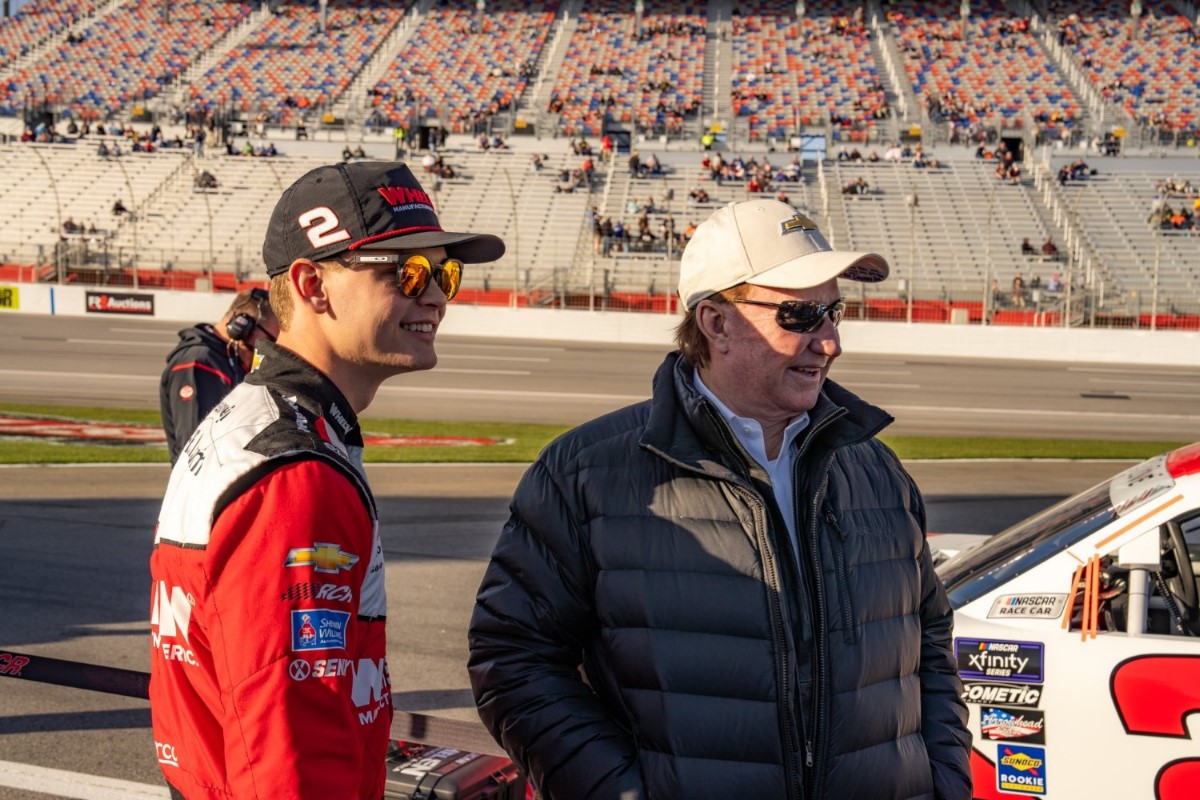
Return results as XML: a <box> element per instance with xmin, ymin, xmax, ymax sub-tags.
<box><xmin>469</xmin><ymin>352</ymin><xmax>970</xmax><ymax>800</ymax></box>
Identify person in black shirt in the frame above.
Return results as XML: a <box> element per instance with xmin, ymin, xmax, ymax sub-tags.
<box><xmin>159</xmin><ymin>289</ymin><xmax>279</xmax><ymax>462</ymax></box>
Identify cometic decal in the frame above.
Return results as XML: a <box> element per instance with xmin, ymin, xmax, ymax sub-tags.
<box><xmin>956</xmin><ymin>638</ymin><xmax>1044</xmax><ymax>683</ymax></box>
<box><xmin>961</xmin><ymin>681</ymin><xmax>1042</xmax><ymax>708</ymax></box>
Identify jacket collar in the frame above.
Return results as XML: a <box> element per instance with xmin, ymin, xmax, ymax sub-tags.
<box><xmin>245</xmin><ymin>340</ymin><xmax>364</xmax><ymax>448</ymax></box>
<box><xmin>641</xmin><ymin>352</ymin><xmax>892</xmax><ymax>475</ymax></box>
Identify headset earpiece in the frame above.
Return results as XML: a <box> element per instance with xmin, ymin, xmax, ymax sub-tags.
<box><xmin>226</xmin><ymin>313</ymin><xmax>255</xmax><ymax>342</ymax></box>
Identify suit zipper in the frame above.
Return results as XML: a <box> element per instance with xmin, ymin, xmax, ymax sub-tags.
<box><xmin>791</xmin><ymin>410</ymin><xmax>842</xmax><ymax>798</ymax></box>
<box><xmin>805</xmin><ymin>456</ymin><xmax>835</xmax><ymax>800</ymax></box>
<box><xmin>824</xmin><ymin>510</ymin><xmax>856</xmax><ymax>645</ymax></box>
<box><xmin>702</xmin><ymin>405</ymin><xmax>803</xmax><ymax>800</ymax></box>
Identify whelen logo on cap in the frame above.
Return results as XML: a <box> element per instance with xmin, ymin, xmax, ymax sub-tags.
<box><xmin>377</xmin><ymin>186</ymin><xmax>433</xmax><ymax>210</ymax></box>
<box><xmin>780</xmin><ymin>213</ymin><xmax>819</xmax><ymax>235</ymax></box>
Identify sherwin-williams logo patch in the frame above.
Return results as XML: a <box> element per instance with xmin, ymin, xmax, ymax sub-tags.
<box><xmin>997</xmin><ymin>744</ymin><xmax>1047</xmax><ymax>795</ymax></box>
<box><xmin>291</xmin><ymin>609</ymin><xmax>350</xmax><ymax>652</ymax></box>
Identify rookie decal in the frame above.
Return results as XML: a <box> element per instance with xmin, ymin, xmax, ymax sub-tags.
<box><xmin>987</xmin><ymin>594</ymin><xmax>1068</xmax><ymax>620</ymax></box>
<box><xmin>961</xmin><ymin>681</ymin><xmax>1042</xmax><ymax>707</ymax></box>
<box><xmin>284</xmin><ymin>542</ymin><xmax>359</xmax><ymax>573</ymax></box>
<box><xmin>291</xmin><ymin>609</ymin><xmax>350</xmax><ymax>652</ymax></box>
<box><xmin>997</xmin><ymin>744</ymin><xmax>1047</xmax><ymax>795</ymax></box>
<box><xmin>980</xmin><ymin>706</ymin><xmax>1046</xmax><ymax>744</ymax></box>
<box><xmin>85</xmin><ymin>291</ymin><xmax>154</xmax><ymax>315</ymax></box>
<box><xmin>956</xmin><ymin>639</ymin><xmax>1044</xmax><ymax>683</ymax></box>
<box><xmin>0</xmin><ymin>285</ymin><xmax>19</xmax><ymax>310</ymax></box>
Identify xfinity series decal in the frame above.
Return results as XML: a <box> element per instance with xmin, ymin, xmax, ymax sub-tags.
<box><xmin>956</xmin><ymin>639</ymin><xmax>1044</xmax><ymax>683</ymax></box>
<box><xmin>962</xmin><ymin>682</ymin><xmax>1042</xmax><ymax>707</ymax></box>
<box><xmin>980</xmin><ymin>706</ymin><xmax>1045</xmax><ymax>744</ymax></box>
<box><xmin>290</xmin><ymin>609</ymin><xmax>350</xmax><ymax>652</ymax></box>
<box><xmin>987</xmin><ymin>594</ymin><xmax>1067</xmax><ymax>620</ymax></box>
<box><xmin>996</xmin><ymin>744</ymin><xmax>1047</xmax><ymax>796</ymax></box>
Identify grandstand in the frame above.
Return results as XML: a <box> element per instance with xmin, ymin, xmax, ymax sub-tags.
<box><xmin>0</xmin><ymin>0</ymin><xmax>1196</xmax><ymax>329</ymax></box>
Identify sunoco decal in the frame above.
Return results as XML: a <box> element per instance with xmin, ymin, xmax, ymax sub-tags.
<box><xmin>962</xmin><ymin>681</ymin><xmax>1042</xmax><ymax>708</ymax></box>
<box><xmin>987</xmin><ymin>594</ymin><xmax>1068</xmax><ymax>620</ymax></box>
<box><xmin>996</xmin><ymin>744</ymin><xmax>1047</xmax><ymax>796</ymax></box>
<box><xmin>85</xmin><ymin>290</ymin><xmax>154</xmax><ymax>315</ymax></box>
<box><xmin>956</xmin><ymin>639</ymin><xmax>1044</xmax><ymax>683</ymax></box>
<box><xmin>980</xmin><ymin>706</ymin><xmax>1045</xmax><ymax>744</ymax></box>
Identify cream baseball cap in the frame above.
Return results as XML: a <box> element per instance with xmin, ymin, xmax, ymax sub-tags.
<box><xmin>678</xmin><ymin>199</ymin><xmax>889</xmax><ymax>309</ymax></box>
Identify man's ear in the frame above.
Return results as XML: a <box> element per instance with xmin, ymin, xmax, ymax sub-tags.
<box><xmin>288</xmin><ymin>259</ymin><xmax>329</xmax><ymax>314</ymax></box>
<box><xmin>695</xmin><ymin>299</ymin><xmax>734</xmax><ymax>355</ymax></box>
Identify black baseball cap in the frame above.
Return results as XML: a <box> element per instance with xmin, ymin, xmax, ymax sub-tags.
<box><xmin>262</xmin><ymin>161</ymin><xmax>505</xmax><ymax>277</ymax></box>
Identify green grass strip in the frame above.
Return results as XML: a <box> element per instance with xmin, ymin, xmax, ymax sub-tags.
<box><xmin>0</xmin><ymin>403</ymin><xmax>1185</xmax><ymax>465</ymax></box>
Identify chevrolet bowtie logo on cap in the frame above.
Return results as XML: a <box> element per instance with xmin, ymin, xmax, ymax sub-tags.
<box><xmin>284</xmin><ymin>542</ymin><xmax>360</xmax><ymax>574</ymax></box>
<box><xmin>780</xmin><ymin>212</ymin><xmax>819</xmax><ymax>234</ymax></box>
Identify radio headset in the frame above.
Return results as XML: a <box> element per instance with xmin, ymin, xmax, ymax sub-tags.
<box><xmin>226</xmin><ymin>288</ymin><xmax>270</xmax><ymax>342</ymax></box>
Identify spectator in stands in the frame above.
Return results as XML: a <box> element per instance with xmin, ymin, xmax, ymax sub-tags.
<box><xmin>194</xmin><ymin>170</ymin><xmax>219</xmax><ymax>191</ymax></box>
<box><xmin>62</xmin><ymin>217</ymin><xmax>79</xmax><ymax>234</ymax></box>
<box><xmin>531</xmin><ymin>154</ymin><xmax>544</xmax><ymax>173</ymax></box>
<box><xmin>600</xmin><ymin>216</ymin><xmax>614</xmax><ymax>256</ymax></box>
<box><xmin>884</xmin><ymin>142</ymin><xmax>904</xmax><ymax>162</ymax></box>
<box><xmin>112</xmin><ymin>200</ymin><xmax>128</xmax><ymax>217</ymax></box>
<box><xmin>159</xmin><ymin>289</ymin><xmax>279</xmax><ymax>464</ymax></box>
<box><xmin>1047</xmin><ymin>272</ymin><xmax>1062</xmax><ymax>292</ymax></box>
<box><xmin>97</xmin><ymin>141</ymin><xmax>110</xmax><ymax>158</ymax></box>
<box><xmin>688</xmin><ymin>187</ymin><xmax>710</xmax><ymax>204</ymax></box>
<box><xmin>644</xmin><ymin>153</ymin><xmax>663</xmax><ymax>176</ymax></box>
<box><xmin>629</xmin><ymin>151</ymin><xmax>642</xmax><ymax>178</ymax></box>
<box><xmin>1020</xmin><ymin>237</ymin><xmax>1035</xmax><ymax>256</ymax></box>
<box><xmin>841</xmin><ymin>177</ymin><xmax>870</xmax><ymax>195</ymax></box>
<box><xmin>612</xmin><ymin>219</ymin><xmax>626</xmax><ymax>252</ymax></box>
<box><xmin>1011</xmin><ymin>272</ymin><xmax>1027</xmax><ymax>308</ymax></box>
<box><xmin>1041</xmin><ymin>238</ymin><xmax>1059</xmax><ymax>259</ymax></box>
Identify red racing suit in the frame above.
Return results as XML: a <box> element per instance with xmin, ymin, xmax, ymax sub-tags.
<box><xmin>150</xmin><ymin>342</ymin><xmax>391</xmax><ymax>800</ymax></box>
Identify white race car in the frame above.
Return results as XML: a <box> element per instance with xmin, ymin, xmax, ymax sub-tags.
<box><xmin>936</xmin><ymin>443</ymin><xmax>1200</xmax><ymax>800</ymax></box>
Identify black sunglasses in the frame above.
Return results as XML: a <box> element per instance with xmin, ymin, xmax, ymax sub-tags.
<box><xmin>732</xmin><ymin>297</ymin><xmax>846</xmax><ymax>333</ymax></box>
<box><xmin>337</xmin><ymin>253</ymin><xmax>463</xmax><ymax>300</ymax></box>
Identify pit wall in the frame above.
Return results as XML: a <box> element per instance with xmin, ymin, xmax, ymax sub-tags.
<box><xmin>2</xmin><ymin>283</ymin><xmax>1197</xmax><ymax>367</ymax></box>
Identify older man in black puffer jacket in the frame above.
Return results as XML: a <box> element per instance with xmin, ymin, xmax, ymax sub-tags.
<box><xmin>469</xmin><ymin>200</ymin><xmax>971</xmax><ymax>800</ymax></box>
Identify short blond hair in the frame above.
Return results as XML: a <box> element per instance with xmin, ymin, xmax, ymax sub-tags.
<box><xmin>268</xmin><ymin>260</ymin><xmax>346</xmax><ymax>331</ymax></box>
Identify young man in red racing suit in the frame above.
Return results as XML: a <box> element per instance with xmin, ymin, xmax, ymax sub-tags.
<box><xmin>149</xmin><ymin>161</ymin><xmax>504</xmax><ymax>799</ymax></box>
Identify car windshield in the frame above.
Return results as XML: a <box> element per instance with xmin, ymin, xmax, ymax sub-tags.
<box><xmin>938</xmin><ymin>480</ymin><xmax>1118</xmax><ymax>609</ymax></box>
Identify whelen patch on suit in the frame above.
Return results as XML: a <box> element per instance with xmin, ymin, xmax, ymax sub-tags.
<box><xmin>0</xmin><ymin>414</ymin><xmax>510</xmax><ymax>447</ymax></box>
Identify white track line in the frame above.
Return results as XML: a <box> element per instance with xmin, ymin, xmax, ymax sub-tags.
<box><xmin>0</xmin><ymin>760</ymin><xmax>168</xmax><ymax>799</ymax></box>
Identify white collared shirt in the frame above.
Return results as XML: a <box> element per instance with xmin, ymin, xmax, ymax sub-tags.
<box><xmin>693</xmin><ymin>371</ymin><xmax>810</xmax><ymax>546</ymax></box>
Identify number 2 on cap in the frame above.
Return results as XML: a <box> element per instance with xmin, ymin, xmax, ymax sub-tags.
<box><xmin>298</xmin><ymin>207</ymin><xmax>350</xmax><ymax>249</ymax></box>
